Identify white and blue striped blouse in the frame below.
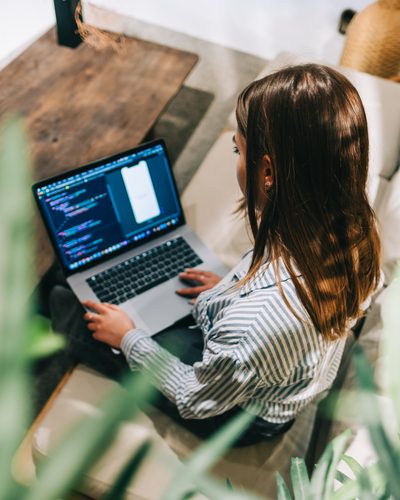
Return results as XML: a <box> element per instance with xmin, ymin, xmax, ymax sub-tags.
<box><xmin>121</xmin><ymin>250</ymin><xmax>346</xmax><ymax>423</ymax></box>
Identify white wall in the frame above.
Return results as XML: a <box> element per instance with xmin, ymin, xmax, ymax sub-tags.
<box><xmin>1</xmin><ymin>0</ymin><xmax>371</xmax><ymax>68</ymax></box>
<box><xmin>0</xmin><ymin>0</ymin><xmax>55</xmax><ymax>69</ymax></box>
<box><xmin>87</xmin><ymin>0</ymin><xmax>371</xmax><ymax>62</ymax></box>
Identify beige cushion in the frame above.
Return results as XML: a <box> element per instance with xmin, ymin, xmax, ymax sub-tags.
<box><xmin>376</xmin><ymin>169</ymin><xmax>400</xmax><ymax>284</ymax></box>
<box><xmin>33</xmin><ymin>364</ymin><xmax>319</xmax><ymax>499</ymax></box>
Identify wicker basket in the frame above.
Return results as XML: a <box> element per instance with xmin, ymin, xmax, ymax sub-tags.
<box><xmin>340</xmin><ymin>0</ymin><xmax>400</xmax><ymax>79</ymax></box>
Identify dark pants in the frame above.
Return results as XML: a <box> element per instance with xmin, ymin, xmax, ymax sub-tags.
<box><xmin>44</xmin><ymin>263</ymin><xmax>292</xmax><ymax>446</ymax></box>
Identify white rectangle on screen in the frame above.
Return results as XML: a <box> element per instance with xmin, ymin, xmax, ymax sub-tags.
<box><xmin>121</xmin><ymin>160</ymin><xmax>160</xmax><ymax>224</ymax></box>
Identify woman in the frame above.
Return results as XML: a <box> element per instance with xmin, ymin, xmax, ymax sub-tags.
<box><xmin>52</xmin><ymin>64</ymin><xmax>381</xmax><ymax>445</ymax></box>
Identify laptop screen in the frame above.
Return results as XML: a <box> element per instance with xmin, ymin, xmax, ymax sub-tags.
<box><xmin>33</xmin><ymin>140</ymin><xmax>185</xmax><ymax>274</ymax></box>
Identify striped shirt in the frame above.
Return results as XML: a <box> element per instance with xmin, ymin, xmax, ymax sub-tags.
<box><xmin>121</xmin><ymin>250</ymin><xmax>346</xmax><ymax>423</ymax></box>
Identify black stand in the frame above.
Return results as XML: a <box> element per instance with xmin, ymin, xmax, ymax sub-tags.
<box><xmin>53</xmin><ymin>0</ymin><xmax>82</xmax><ymax>48</ymax></box>
<box><xmin>338</xmin><ymin>9</ymin><xmax>356</xmax><ymax>35</ymax></box>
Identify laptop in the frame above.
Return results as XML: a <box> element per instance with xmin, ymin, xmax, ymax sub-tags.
<box><xmin>33</xmin><ymin>139</ymin><xmax>229</xmax><ymax>335</ymax></box>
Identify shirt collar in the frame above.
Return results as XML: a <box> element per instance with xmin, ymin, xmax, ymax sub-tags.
<box><xmin>234</xmin><ymin>255</ymin><xmax>298</xmax><ymax>296</ymax></box>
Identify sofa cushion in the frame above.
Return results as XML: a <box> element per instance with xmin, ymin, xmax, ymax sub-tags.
<box><xmin>32</xmin><ymin>364</ymin><xmax>320</xmax><ymax>499</ymax></box>
<box><xmin>375</xmin><ymin>168</ymin><xmax>400</xmax><ymax>284</ymax></box>
<box><xmin>181</xmin><ymin>131</ymin><xmax>252</xmax><ymax>268</ymax></box>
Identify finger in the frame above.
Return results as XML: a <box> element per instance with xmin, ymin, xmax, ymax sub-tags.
<box><xmin>183</xmin><ymin>268</ymin><xmax>213</xmax><ymax>277</ymax></box>
<box><xmin>84</xmin><ymin>311</ymin><xmax>101</xmax><ymax>321</ymax></box>
<box><xmin>103</xmin><ymin>303</ymin><xmax>120</xmax><ymax>311</ymax></box>
<box><xmin>175</xmin><ymin>286</ymin><xmax>207</xmax><ymax>296</ymax></box>
<box><xmin>92</xmin><ymin>331</ymin><xmax>105</xmax><ymax>342</ymax></box>
<box><xmin>92</xmin><ymin>331</ymin><xmax>111</xmax><ymax>345</ymax></box>
<box><xmin>82</xmin><ymin>300</ymin><xmax>109</xmax><ymax>314</ymax></box>
<box><xmin>179</xmin><ymin>271</ymin><xmax>201</xmax><ymax>279</ymax></box>
<box><xmin>179</xmin><ymin>271</ymin><xmax>213</xmax><ymax>284</ymax></box>
<box><xmin>87</xmin><ymin>322</ymin><xmax>97</xmax><ymax>331</ymax></box>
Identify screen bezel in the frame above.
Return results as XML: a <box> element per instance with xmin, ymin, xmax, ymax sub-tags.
<box><xmin>32</xmin><ymin>138</ymin><xmax>186</xmax><ymax>276</ymax></box>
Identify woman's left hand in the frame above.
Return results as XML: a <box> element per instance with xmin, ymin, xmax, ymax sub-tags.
<box><xmin>82</xmin><ymin>300</ymin><xmax>135</xmax><ymax>348</ymax></box>
<box><xmin>176</xmin><ymin>268</ymin><xmax>222</xmax><ymax>303</ymax></box>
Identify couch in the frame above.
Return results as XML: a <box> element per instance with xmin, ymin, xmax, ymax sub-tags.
<box><xmin>31</xmin><ymin>52</ymin><xmax>400</xmax><ymax>499</ymax></box>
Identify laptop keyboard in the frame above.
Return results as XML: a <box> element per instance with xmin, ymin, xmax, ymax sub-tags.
<box><xmin>86</xmin><ymin>236</ymin><xmax>203</xmax><ymax>305</ymax></box>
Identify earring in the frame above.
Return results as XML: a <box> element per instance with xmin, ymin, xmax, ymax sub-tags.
<box><xmin>265</xmin><ymin>181</ymin><xmax>272</xmax><ymax>191</ymax></box>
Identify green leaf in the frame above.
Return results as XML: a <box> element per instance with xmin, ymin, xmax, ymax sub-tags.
<box><xmin>27</xmin><ymin>332</ymin><xmax>65</xmax><ymax>359</ymax></box>
<box><xmin>180</xmin><ymin>490</ymin><xmax>198</xmax><ymax>500</ymax></box>
<box><xmin>0</xmin><ymin>117</ymin><xmax>33</xmax><ymax>500</ymax></box>
<box><xmin>0</xmin><ymin>373</ymin><xmax>31</xmax><ymax>500</ymax></box>
<box><xmin>334</xmin><ymin>470</ymin><xmax>351</xmax><ymax>486</ymax></box>
<box><xmin>162</xmin><ymin>409</ymin><xmax>256</xmax><ymax>500</ymax></box>
<box><xmin>184</xmin><ymin>409</ymin><xmax>255</xmax><ymax>472</ymax></box>
<box><xmin>195</xmin><ymin>474</ymin><xmax>263</xmax><ymax>500</ymax></box>
<box><xmin>381</xmin><ymin>268</ymin><xmax>400</xmax><ymax>438</ymax></box>
<box><xmin>226</xmin><ymin>477</ymin><xmax>234</xmax><ymax>491</ymax></box>
<box><xmin>276</xmin><ymin>472</ymin><xmax>293</xmax><ymax>500</ymax></box>
<box><xmin>0</xmin><ymin>117</ymin><xmax>33</xmax><ymax>363</ymax></box>
<box><xmin>24</xmin><ymin>371</ymin><xmax>155</xmax><ymax>500</ymax></box>
<box><xmin>332</xmin><ymin>462</ymin><xmax>386</xmax><ymax>500</ymax></box>
<box><xmin>321</xmin><ymin>430</ymin><xmax>352</xmax><ymax>499</ymax></box>
<box><xmin>25</xmin><ymin>316</ymin><xmax>65</xmax><ymax>360</ymax></box>
<box><xmin>290</xmin><ymin>458</ymin><xmax>309</xmax><ymax>500</ymax></box>
<box><xmin>353</xmin><ymin>345</ymin><xmax>400</xmax><ymax>499</ymax></box>
<box><xmin>309</xmin><ymin>452</ymin><xmax>331</xmax><ymax>500</ymax></box>
<box><xmin>357</xmin><ymin>466</ymin><xmax>376</xmax><ymax>500</ymax></box>
<box><xmin>102</xmin><ymin>440</ymin><xmax>152</xmax><ymax>500</ymax></box>
<box><xmin>340</xmin><ymin>454</ymin><xmax>363</xmax><ymax>479</ymax></box>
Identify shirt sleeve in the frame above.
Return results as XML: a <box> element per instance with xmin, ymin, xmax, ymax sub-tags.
<box><xmin>121</xmin><ymin>327</ymin><xmax>259</xmax><ymax>419</ymax></box>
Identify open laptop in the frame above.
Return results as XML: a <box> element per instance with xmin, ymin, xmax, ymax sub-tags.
<box><xmin>33</xmin><ymin>139</ymin><xmax>229</xmax><ymax>334</ymax></box>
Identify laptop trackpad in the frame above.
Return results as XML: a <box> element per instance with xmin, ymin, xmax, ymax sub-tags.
<box><xmin>131</xmin><ymin>284</ymin><xmax>192</xmax><ymax>335</ymax></box>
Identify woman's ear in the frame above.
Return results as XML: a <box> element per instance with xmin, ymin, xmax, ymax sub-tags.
<box><xmin>263</xmin><ymin>154</ymin><xmax>273</xmax><ymax>189</ymax></box>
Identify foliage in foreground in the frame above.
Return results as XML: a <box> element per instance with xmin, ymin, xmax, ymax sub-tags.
<box><xmin>1</xmin><ymin>117</ymin><xmax>400</xmax><ymax>499</ymax></box>
<box><xmin>0</xmin><ymin>118</ymin><xmax>262</xmax><ymax>500</ymax></box>
<box><xmin>276</xmin><ymin>268</ymin><xmax>400</xmax><ymax>500</ymax></box>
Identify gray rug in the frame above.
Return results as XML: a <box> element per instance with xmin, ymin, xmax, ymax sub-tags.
<box><xmin>145</xmin><ymin>85</ymin><xmax>214</xmax><ymax>167</ymax></box>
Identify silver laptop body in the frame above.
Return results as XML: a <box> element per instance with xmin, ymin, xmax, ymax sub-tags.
<box><xmin>33</xmin><ymin>139</ymin><xmax>229</xmax><ymax>335</ymax></box>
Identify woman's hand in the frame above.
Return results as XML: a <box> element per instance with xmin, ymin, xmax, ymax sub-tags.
<box><xmin>176</xmin><ymin>268</ymin><xmax>222</xmax><ymax>303</ymax></box>
<box><xmin>82</xmin><ymin>300</ymin><xmax>135</xmax><ymax>348</ymax></box>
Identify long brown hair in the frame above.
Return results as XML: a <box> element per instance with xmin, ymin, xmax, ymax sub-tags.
<box><xmin>235</xmin><ymin>64</ymin><xmax>381</xmax><ymax>340</ymax></box>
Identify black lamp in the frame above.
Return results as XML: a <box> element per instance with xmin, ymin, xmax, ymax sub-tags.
<box><xmin>53</xmin><ymin>0</ymin><xmax>82</xmax><ymax>48</ymax></box>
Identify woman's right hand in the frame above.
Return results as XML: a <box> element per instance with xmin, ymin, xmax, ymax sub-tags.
<box><xmin>176</xmin><ymin>268</ymin><xmax>222</xmax><ymax>303</ymax></box>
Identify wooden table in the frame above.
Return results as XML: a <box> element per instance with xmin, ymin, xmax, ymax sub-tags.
<box><xmin>0</xmin><ymin>28</ymin><xmax>198</xmax><ymax>276</ymax></box>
